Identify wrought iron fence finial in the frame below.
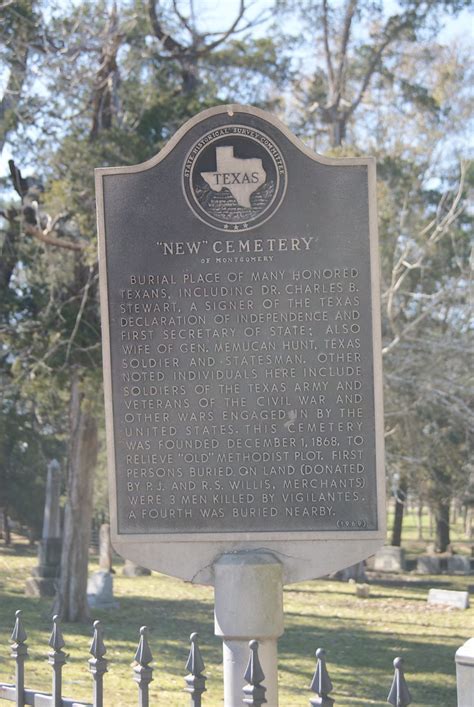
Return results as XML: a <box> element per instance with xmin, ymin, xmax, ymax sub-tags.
<box><xmin>134</xmin><ymin>626</ymin><xmax>153</xmax><ymax>667</ymax></box>
<box><xmin>243</xmin><ymin>640</ymin><xmax>267</xmax><ymax>706</ymax></box>
<box><xmin>310</xmin><ymin>647</ymin><xmax>335</xmax><ymax>706</ymax></box>
<box><xmin>90</xmin><ymin>620</ymin><xmax>107</xmax><ymax>660</ymax></box>
<box><xmin>184</xmin><ymin>632</ymin><xmax>207</xmax><ymax>706</ymax></box>
<box><xmin>49</xmin><ymin>615</ymin><xmax>66</xmax><ymax>653</ymax></box>
<box><xmin>11</xmin><ymin>610</ymin><xmax>27</xmax><ymax>645</ymax></box>
<box><xmin>387</xmin><ymin>656</ymin><xmax>412</xmax><ymax>706</ymax></box>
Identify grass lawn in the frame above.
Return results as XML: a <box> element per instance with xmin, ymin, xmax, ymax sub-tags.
<box><xmin>0</xmin><ymin>539</ymin><xmax>472</xmax><ymax>706</ymax></box>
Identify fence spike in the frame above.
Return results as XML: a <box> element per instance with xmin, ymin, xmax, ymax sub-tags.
<box><xmin>134</xmin><ymin>626</ymin><xmax>153</xmax><ymax>667</ymax></box>
<box><xmin>242</xmin><ymin>640</ymin><xmax>267</xmax><ymax>706</ymax></box>
<box><xmin>11</xmin><ymin>610</ymin><xmax>28</xmax><ymax>707</ymax></box>
<box><xmin>48</xmin><ymin>615</ymin><xmax>67</xmax><ymax>707</ymax></box>
<box><xmin>49</xmin><ymin>615</ymin><xmax>66</xmax><ymax>653</ymax></box>
<box><xmin>90</xmin><ymin>620</ymin><xmax>107</xmax><ymax>661</ymax></box>
<box><xmin>133</xmin><ymin>626</ymin><xmax>153</xmax><ymax>707</ymax></box>
<box><xmin>309</xmin><ymin>648</ymin><xmax>335</xmax><ymax>706</ymax></box>
<box><xmin>89</xmin><ymin>620</ymin><xmax>108</xmax><ymax>707</ymax></box>
<box><xmin>387</xmin><ymin>657</ymin><xmax>412</xmax><ymax>707</ymax></box>
<box><xmin>184</xmin><ymin>632</ymin><xmax>207</xmax><ymax>706</ymax></box>
<box><xmin>11</xmin><ymin>609</ymin><xmax>27</xmax><ymax>645</ymax></box>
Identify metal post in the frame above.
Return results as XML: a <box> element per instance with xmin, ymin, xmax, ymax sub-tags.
<box><xmin>184</xmin><ymin>632</ymin><xmax>207</xmax><ymax>707</ymax></box>
<box><xmin>214</xmin><ymin>551</ymin><xmax>284</xmax><ymax>707</ymax></box>
<box><xmin>89</xmin><ymin>620</ymin><xmax>108</xmax><ymax>707</ymax></box>
<box><xmin>133</xmin><ymin>626</ymin><xmax>153</xmax><ymax>707</ymax></box>
<box><xmin>10</xmin><ymin>610</ymin><xmax>28</xmax><ymax>707</ymax></box>
<box><xmin>48</xmin><ymin>615</ymin><xmax>67</xmax><ymax>707</ymax></box>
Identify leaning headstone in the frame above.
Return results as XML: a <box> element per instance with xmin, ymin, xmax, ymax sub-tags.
<box><xmin>417</xmin><ymin>555</ymin><xmax>441</xmax><ymax>575</ymax></box>
<box><xmin>25</xmin><ymin>459</ymin><xmax>62</xmax><ymax>597</ymax></box>
<box><xmin>99</xmin><ymin>523</ymin><xmax>113</xmax><ymax>572</ymax></box>
<box><xmin>122</xmin><ymin>559</ymin><xmax>151</xmax><ymax>577</ymax></box>
<box><xmin>455</xmin><ymin>637</ymin><xmax>474</xmax><ymax>707</ymax></box>
<box><xmin>374</xmin><ymin>546</ymin><xmax>406</xmax><ymax>572</ymax></box>
<box><xmin>87</xmin><ymin>570</ymin><xmax>119</xmax><ymax>609</ymax></box>
<box><xmin>447</xmin><ymin>555</ymin><xmax>471</xmax><ymax>575</ymax></box>
<box><xmin>427</xmin><ymin>589</ymin><xmax>469</xmax><ymax>609</ymax></box>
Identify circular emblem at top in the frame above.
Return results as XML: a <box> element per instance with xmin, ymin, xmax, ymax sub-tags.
<box><xmin>183</xmin><ymin>124</ymin><xmax>287</xmax><ymax>232</ymax></box>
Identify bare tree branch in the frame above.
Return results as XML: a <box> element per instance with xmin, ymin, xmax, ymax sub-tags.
<box><xmin>148</xmin><ymin>0</ymin><xmax>186</xmax><ymax>56</ymax></box>
<box><xmin>203</xmin><ymin>0</ymin><xmax>245</xmax><ymax>53</ymax></box>
<box><xmin>322</xmin><ymin>0</ymin><xmax>335</xmax><ymax>94</ymax></box>
<box><xmin>65</xmin><ymin>266</ymin><xmax>95</xmax><ymax>362</ymax></box>
<box><xmin>334</xmin><ymin>0</ymin><xmax>357</xmax><ymax>106</ymax></box>
<box><xmin>22</xmin><ymin>222</ymin><xmax>86</xmax><ymax>252</ymax></box>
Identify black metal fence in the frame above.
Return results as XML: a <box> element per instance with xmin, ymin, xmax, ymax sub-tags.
<box><xmin>0</xmin><ymin>610</ymin><xmax>412</xmax><ymax>706</ymax></box>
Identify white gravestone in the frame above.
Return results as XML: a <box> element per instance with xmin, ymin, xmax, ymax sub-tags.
<box><xmin>456</xmin><ymin>637</ymin><xmax>474</xmax><ymax>707</ymax></box>
<box><xmin>427</xmin><ymin>589</ymin><xmax>469</xmax><ymax>610</ymax></box>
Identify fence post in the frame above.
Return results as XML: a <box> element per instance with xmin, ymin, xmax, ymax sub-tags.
<box><xmin>89</xmin><ymin>620</ymin><xmax>108</xmax><ymax>707</ymax></box>
<box><xmin>48</xmin><ymin>615</ymin><xmax>67</xmax><ymax>707</ymax></box>
<box><xmin>242</xmin><ymin>640</ymin><xmax>267</xmax><ymax>706</ymax></box>
<box><xmin>133</xmin><ymin>626</ymin><xmax>153</xmax><ymax>707</ymax></box>
<box><xmin>184</xmin><ymin>632</ymin><xmax>207</xmax><ymax>707</ymax></box>
<box><xmin>309</xmin><ymin>648</ymin><xmax>334</xmax><ymax>706</ymax></box>
<box><xmin>387</xmin><ymin>657</ymin><xmax>412</xmax><ymax>706</ymax></box>
<box><xmin>10</xmin><ymin>610</ymin><xmax>28</xmax><ymax>707</ymax></box>
<box><xmin>214</xmin><ymin>552</ymin><xmax>283</xmax><ymax>707</ymax></box>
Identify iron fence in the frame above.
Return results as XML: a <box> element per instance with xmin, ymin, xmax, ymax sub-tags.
<box><xmin>0</xmin><ymin>609</ymin><xmax>412</xmax><ymax>706</ymax></box>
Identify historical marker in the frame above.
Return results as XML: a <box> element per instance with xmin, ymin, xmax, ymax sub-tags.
<box><xmin>96</xmin><ymin>105</ymin><xmax>386</xmax><ymax>585</ymax></box>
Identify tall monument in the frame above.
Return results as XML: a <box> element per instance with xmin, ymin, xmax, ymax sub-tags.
<box><xmin>25</xmin><ymin>459</ymin><xmax>62</xmax><ymax>597</ymax></box>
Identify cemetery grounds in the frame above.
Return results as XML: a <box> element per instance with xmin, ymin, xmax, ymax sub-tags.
<box><xmin>0</xmin><ymin>508</ymin><xmax>472</xmax><ymax>706</ymax></box>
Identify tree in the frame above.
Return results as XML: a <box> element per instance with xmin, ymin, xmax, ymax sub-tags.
<box><xmin>275</xmin><ymin>0</ymin><xmax>472</xmax><ymax>548</ymax></box>
<box><xmin>1</xmin><ymin>0</ymin><xmax>290</xmax><ymax>620</ymax></box>
<box><xmin>278</xmin><ymin>0</ymin><xmax>471</xmax><ymax>148</ymax></box>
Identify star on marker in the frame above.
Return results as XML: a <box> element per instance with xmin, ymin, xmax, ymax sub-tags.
<box><xmin>234</xmin><ymin>224</ymin><xmax>239</xmax><ymax>230</ymax></box>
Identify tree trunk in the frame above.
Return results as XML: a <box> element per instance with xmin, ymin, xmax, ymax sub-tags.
<box><xmin>54</xmin><ymin>374</ymin><xmax>98</xmax><ymax>621</ymax></box>
<box><xmin>329</xmin><ymin>117</ymin><xmax>346</xmax><ymax>148</ymax></box>
<box><xmin>0</xmin><ymin>47</ymin><xmax>28</xmax><ymax>154</ymax></box>
<box><xmin>434</xmin><ymin>500</ymin><xmax>450</xmax><ymax>553</ymax></box>
<box><xmin>0</xmin><ymin>508</ymin><xmax>11</xmax><ymax>546</ymax></box>
<box><xmin>465</xmin><ymin>507</ymin><xmax>473</xmax><ymax>540</ymax></box>
<box><xmin>391</xmin><ymin>477</ymin><xmax>407</xmax><ymax>547</ymax></box>
<box><xmin>417</xmin><ymin>500</ymin><xmax>424</xmax><ymax>541</ymax></box>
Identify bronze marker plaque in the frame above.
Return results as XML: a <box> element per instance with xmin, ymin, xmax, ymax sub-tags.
<box><xmin>96</xmin><ymin>105</ymin><xmax>386</xmax><ymax>582</ymax></box>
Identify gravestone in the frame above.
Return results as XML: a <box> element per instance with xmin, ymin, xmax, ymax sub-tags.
<box><xmin>417</xmin><ymin>555</ymin><xmax>441</xmax><ymax>575</ymax></box>
<box><xmin>427</xmin><ymin>588</ymin><xmax>469</xmax><ymax>609</ymax></box>
<box><xmin>447</xmin><ymin>555</ymin><xmax>471</xmax><ymax>575</ymax></box>
<box><xmin>25</xmin><ymin>459</ymin><xmax>62</xmax><ymax>597</ymax></box>
<box><xmin>99</xmin><ymin>523</ymin><xmax>113</xmax><ymax>572</ymax></box>
<box><xmin>96</xmin><ymin>104</ymin><xmax>386</xmax><ymax>705</ymax></box>
<box><xmin>373</xmin><ymin>546</ymin><xmax>406</xmax><ymax>572</ymax></box>
<box><xmin>122</xmin><ymin>559</ymin><xmax>151</xmax><ymax>577</ymax></box>
<box><xmin>331</xmin><ymin>561</ymin><xmax>367</xmax><ymax>582</ymax></box>
<box><xmin>354</xmin><ymin>583</ymin><xmax>370</xmax><ymax>598</ymax></box>
<box><xmin>87</xmin><ymin>570</ymin><xmax>119</xmax><ymax>609</ymax></box>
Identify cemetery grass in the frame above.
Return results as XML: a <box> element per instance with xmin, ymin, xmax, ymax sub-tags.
<box><xmin>0</xmin><ymin>542</ymin><xmax>472</xmax><ymax>706</ymax></box>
